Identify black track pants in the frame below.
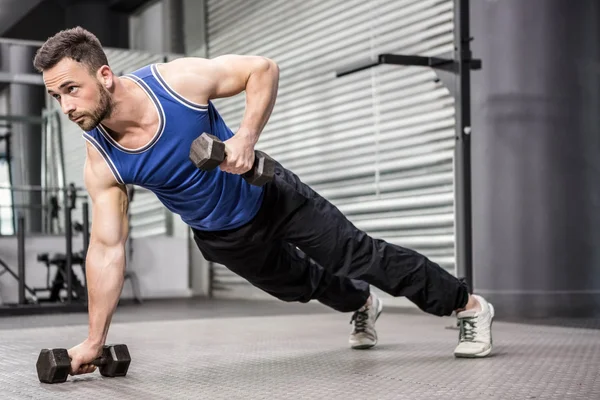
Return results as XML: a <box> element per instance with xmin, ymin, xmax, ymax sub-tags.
<box><xmin>193</xmin><ymin>163</ymin><xmax>469</xmax><ymax>316</ymax></box>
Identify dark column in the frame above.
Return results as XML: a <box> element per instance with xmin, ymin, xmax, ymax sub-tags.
<box><xmin>64</xmin><ymin>0</ymin><xmax>129</xmax><ymax>48</ymax></box>
<box><xmin>471</xmin><ymin>0</ymin><xmax>600</xmax><ymax>318</ymax></box>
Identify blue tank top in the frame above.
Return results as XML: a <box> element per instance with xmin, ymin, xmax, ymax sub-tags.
<box><xmin>82</xmin><ymin>64</ymin><xmax>264</xmax><ymax>231</ymax></box>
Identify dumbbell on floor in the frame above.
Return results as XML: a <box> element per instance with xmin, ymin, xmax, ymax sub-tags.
<box><xmin>36</xmin><ymin>344</ymin><xmax>131</xmax><ymax>384</ymax></box>
<box><xmin>189</xmin><ymin>133</ymin><xmax>275</xmax><ymax>186</ymax></box>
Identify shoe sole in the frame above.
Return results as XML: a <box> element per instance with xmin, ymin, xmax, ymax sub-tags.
<box><xmin>454</xmin><ymin>343</ymin><xmax>492</xmax><ymax>358</ymax></box>
<box><xmin>454</xmin><ymin>303</ymin><xmax>495</xmax><ymax>358</ymax></box>
<box><xmin>350</xmin><ymin>297</ymin><xmax>384</xmax><ymax>350</ymax></box>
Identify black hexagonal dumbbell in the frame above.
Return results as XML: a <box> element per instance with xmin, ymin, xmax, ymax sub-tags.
<box><xmin>189</xmin><ymin>133</ymin><xmax>275</xmax><ymax>186</ymax></box>
<box><xmin>36</xmin><ymin>344</ymin><xmax>131</xmax><ymax>384</ymax></box>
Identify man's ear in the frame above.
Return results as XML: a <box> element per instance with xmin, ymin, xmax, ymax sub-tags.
<box><xmin>97</xmin><ymin>65</ymin><xmax>114</xmax><ymax>89</ymax></box>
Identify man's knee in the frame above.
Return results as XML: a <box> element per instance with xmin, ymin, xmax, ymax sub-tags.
<box><xmin>270</xmin><ymin>292</ymin><xmax>365</xmax><ymax>313</ymax></box>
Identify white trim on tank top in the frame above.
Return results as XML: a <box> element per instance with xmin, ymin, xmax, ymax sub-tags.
<box><xmin>151</xmin><ymin>64</ymin><xmax>210</xmax><ymax>112</ymax></box>
<box><xmin>82</xmin><ymin>132</ymin><xmax>125</xmax><ymax>185</ymax></box>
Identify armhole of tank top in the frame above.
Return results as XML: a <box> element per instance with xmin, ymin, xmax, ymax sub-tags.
<box><xmin>149</xmin><ymin>64</ymin><xmax>210</xmax><ymax>112</ymax></box>
<box><xmin>82</xmin><ymin>132</ymin><xmax>125</xmax><ymax>185</ymax></box>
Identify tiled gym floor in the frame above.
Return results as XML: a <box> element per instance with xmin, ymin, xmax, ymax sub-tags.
<box><xmin>0</xmin><ymin>298</ymin><xmax>598</xmax><ymax>399</ymax></box>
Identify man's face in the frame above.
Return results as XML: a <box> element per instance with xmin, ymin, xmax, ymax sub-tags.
<box><xmin>44</xmin><ymin>58</ymin><xmax>113</xmax><ymax>131</ymax></box>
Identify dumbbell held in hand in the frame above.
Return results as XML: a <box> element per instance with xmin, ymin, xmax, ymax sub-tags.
<box><xmin>189</xmin><ymin>133</ymin><xmax>275</xmax><ymax>186</ymax></box>
<box><xmin>36</xmin><ymin>344</ymin><xmax>131</xmax><ymax>384</ymax></box>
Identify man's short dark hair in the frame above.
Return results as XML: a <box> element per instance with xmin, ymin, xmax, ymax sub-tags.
<box><xmin>33</xmin><ymin>26</ymin><xmax>109</xmax><ymax>73</ymax></box>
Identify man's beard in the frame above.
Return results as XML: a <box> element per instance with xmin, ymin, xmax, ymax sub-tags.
<box><xmin>76</xmin><ymin>84</ymin><xmax>114</xmax><ymax>131</ymax></box>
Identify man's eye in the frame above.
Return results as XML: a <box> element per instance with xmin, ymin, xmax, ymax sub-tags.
<box><xmin>68</xmin><ymin>86</ymin><xmax>78</xmax><ymax>93</ymax></box>
<box><xmin>53</xmin><ymin>94</ymin><xmax>61</xmax><ymax>100</ymax></box>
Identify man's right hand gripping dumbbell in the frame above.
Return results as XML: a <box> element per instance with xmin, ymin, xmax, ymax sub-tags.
<box><xmin>189</xmin><ymin>132</ymin><xmax>275</xmax><ymax>186</ymax></box>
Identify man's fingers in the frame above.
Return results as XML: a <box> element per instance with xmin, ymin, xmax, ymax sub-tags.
<box><xmin>218</xmin><ymin>147</ymin><xmax>255</xmax><ymax>175</ymax></box>
<box><xmin>69</xmin><ymin>359</ymin><xmax>98</xmax><ymax>375</ymax></box>
<box><xmin>69</xmin><ymin>360</ymin><xmax>81</xmax><ymax>376</ymax></box>
<box><xmin>82</xmin><ymin>364</ymin><xmax>97</xmax><ymax>374</ymax></box>
<box><xmin>220</xmin><ymin>159</ymin><xmax>253</xmax><ymax>174</ymax></box>
<box><xmin>237</xmin><ymin>161</ymin><xmax>253</xmax><ymax>172</ymax></box>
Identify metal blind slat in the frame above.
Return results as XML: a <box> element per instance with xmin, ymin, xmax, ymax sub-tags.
<box><xmin>318</xmin><ymin>172</ymin><xmax>453</xmax><ymax>200</ymax></box>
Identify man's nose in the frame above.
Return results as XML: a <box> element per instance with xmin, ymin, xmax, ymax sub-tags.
<box><xmin>61</xmin><ymin>100</ymin><xmax>75</xmax><ymax>116</ymax></box>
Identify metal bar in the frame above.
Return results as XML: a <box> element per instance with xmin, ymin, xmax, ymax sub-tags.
<box><xmin>0</xmin><ymin>257</ymin><xmax>37</xmax><ymax>297</ymax></box>
<box><xmin>82</xmin><ymin>202</ymin><xmax>90</xmax><ymax>254</ymax></box>
<box><xmin>17</xmin><ymin>214</ymin><xmax>26</xmax><ymax>305</ymax></box>
<box><xmin>380</xmin><ymin>54</ymin><xmax>453</xmax><ymax>67</ymax></box>
<box><xmin>67</xmin><ymin>183</ymin><xmax>76</xmax><ymax>209</ymax></box>
<box><xmin>82</xmin><ymin>201</ymin><xmax>90</xmax><ymax>299</ymax></box>
<box><xmin>0</xmin><ymin>184</ymin><xmax>85</xmax><ymax>191</ymax></box>
<box><xmin>0</xmin><ymin>71</ymin><xmax>44</xmax><ymax>86</ymax></box>
<box><xmin>208</xmin><ymin>262</ymin><xmax>214</xmax><ymax>298</ymax></box>
<box><xmin>454</xmin><ymin>0</ymin><xmax>474</xmax><ymax>292</ymax></box>
<box><xmin>0</xmin><ymin>37</ymin><xmax>45</xmax><ymax>47</ymax></box>
<box><xmin>6</xmin><ymin>133</ymin><xmax>15</xmax><ymax>235</ymax></box>
<box><xmin>64</xmin><ymin>186</ymin><xmax>73</xmax><ymax>303</ymax></box>
<box><xmin>0</xmin><ymin>114</ymin><xmax>44</xmax><ymax>124</ymax></box>
<box><xmin>336</xmin><ymin>54</ymin><xmax>457</xmax><ymax>77</ymax></box>
<box><xmin>380</xmin><ymin>54</ymin><xmax>429</xmax><ymax>66</ymax></box>
<box><xmin>41</xmin><ymin>114</ymin><xmax>47</xmax><ymax>233</ymax></box>
<box><xmin>0</xmin><ymin>204</ymin><xmax>52</xmax><ymax>209</ymax></box>
<box><xmin>53</xmin><ymin>111</ymin><xmax>67</xmax><ymax>191</ymax></box>
<box><xmin>0</xmin><ymin>133</ymin><xmax>8</xmax><ymax>235</ymax></box>
<box><xmin>0</xmin><ymin>37</ymin><xmax>183</xmax><ymax>60</ymax></box>
<box><xmin>335</xmin><ymin>58</ymin><xmax>381</xmax><ymax>78</ymax></box>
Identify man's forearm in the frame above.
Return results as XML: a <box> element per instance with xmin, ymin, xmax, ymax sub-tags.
<box><xmin>85</xmin><ymin>244</ymin><xmax>126</xmax><ymax>348</ymax></box>
<box><xmin>237</xmin><ymin>58</ymin><xmax>279</xmax><ymax>144</ymax></box>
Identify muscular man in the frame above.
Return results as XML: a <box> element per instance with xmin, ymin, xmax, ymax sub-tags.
<box><xmin>34</xmin><ymin>27</ymin><xmax>494</xmax><ymax>376</ymax></box>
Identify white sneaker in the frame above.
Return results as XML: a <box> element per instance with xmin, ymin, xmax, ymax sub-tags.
<box><xmin>349</xmin><ymin>292</ymin><xmax>383</xmax><ymax>349</ymax></box>
<box><xmin>454</xmin><ymin>294</ymin><xmax>495</xmax><ymax>358</ymax></box>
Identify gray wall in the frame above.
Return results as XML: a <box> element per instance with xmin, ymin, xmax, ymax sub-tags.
<box><xmin>471</xmin><ymin>0</ymin><xmax>600</xmax><ymax>317</ymax></box>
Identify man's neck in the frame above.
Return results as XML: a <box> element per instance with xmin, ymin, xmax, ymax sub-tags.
<box><xmin>100</xmin><ymin>77</ymin><xmax>149</xmax><ymax>136</ymax></box>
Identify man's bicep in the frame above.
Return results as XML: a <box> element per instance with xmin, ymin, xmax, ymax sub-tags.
<box><xmin>89</xmin><ymin>185</ymin><xmax>129</xmax><ymax>247</ymax></box>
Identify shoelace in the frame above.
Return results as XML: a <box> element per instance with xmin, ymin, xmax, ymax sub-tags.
<box><xmin>350</xmin><ymin>308</ymin><xmax>369</xmax><ymax>333</ymax></box>
<box><xmin>458</xmin><ymin>317</ymin><xmax>477</xmax><ymax>342</ymax></box>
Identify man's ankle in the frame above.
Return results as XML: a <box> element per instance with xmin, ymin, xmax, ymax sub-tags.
<box><xmin>457</xmin><ymin>294</ymin><xmax>480</xmax><ymax>313</ymax></box>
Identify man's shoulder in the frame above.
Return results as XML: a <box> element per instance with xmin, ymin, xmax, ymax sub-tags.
<box><xmin>152</xmin><ymin>58</ymin><xmax>212</xmax><ymax>106</ymax></box>
<box><xmin>123</xmin><ymin>64</ymin><xmax>154</xmax><ymax>80</ymax></box>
